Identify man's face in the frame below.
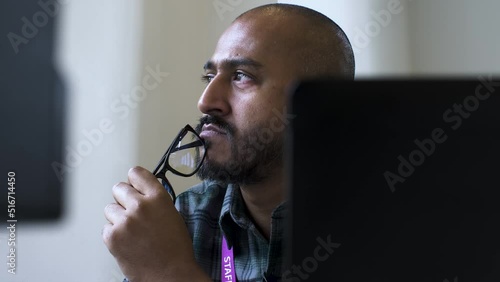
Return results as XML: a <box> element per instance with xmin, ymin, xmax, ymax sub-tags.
<box><xmin>195</xmin><ymin>16</ymin><xmax>300</xmax><ymax>185</ymax></box>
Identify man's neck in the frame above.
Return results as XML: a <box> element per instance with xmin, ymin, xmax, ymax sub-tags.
<box><xmin>239</xmin><ymin>168</ymin><xmax>286</xmax><ymax>240</ymax></box>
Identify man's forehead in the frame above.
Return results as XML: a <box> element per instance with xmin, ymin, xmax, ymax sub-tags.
<box><xmin>207</xmin><ymin>22</ymin><xmax>266</xmax><ymax>68</ymax></box>
<box><xmin>216</xmin><ymin>21</ymin><xmax>262</xmax><ymax>50</ymax></box>
<box><xmin>209</xmin><ymin>17</ymin><xmax>296</xmax><ymax>66</ymax></box>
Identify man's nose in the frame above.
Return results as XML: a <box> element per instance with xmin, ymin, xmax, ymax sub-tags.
<box><xmin>197</xmin><ymin>75</ymin><xmax>231</xmax><ymax>116</ymax></box>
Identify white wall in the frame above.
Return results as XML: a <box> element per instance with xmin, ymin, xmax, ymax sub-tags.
<box><xmin>279</xmin><ymin>0</ymin><xmax>500</xmax><ymax>77</ymax></box>
<box><xmin>409</xmin><ymin>0</ymin><xmax>500</xmax><ymax>76</ymax></box>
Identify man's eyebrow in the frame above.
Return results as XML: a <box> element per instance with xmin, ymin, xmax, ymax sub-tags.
<box><xmin>203</xmin><ymin>58</ymin><xmax>263</xmax><ymax>70</ymax></box>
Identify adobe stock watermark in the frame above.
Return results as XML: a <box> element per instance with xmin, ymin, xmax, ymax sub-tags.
<box><xmin>351</xmin><ymin>0</ymin><xmax>408</xmax><ymax>55</ymax></box>
<box><xmin>282</xmin><ymin>234</ymin><xmax>341</xmax><ymax>282</ymax></box>
<box><xmin>6</xmin><ymin>0</ymin><xmax>68</xmax><ymax>54</ymax></box>
<box><xmin>51</xmin><ymin>65</ymin><xmax>170</xmax><ymax>182</ymax></box>
<box><xmin>384</xmin><ymin>75</ymin><xmax>500</xmax><ymax>192</ymax></box>
<box><xmin>213</xmin><ymin>0</ymin><xmax>243</xmax><ymax>21</ymax></box>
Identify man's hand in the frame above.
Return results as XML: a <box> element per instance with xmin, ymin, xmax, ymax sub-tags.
<box><xmin>102</xmin><ymin>166</ymin><xmax>210</xmax><ymax>282</ymax></box>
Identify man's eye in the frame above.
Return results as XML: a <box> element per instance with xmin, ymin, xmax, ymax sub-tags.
<box><xmin>201</xmin><ymin>74</ymin><xmax>215</xmax><ymax>84</ymax></box>
<box><xmin>233</xmin><ymin>72</ymin><xmax>252</xmax><ymax>82</ymax></box>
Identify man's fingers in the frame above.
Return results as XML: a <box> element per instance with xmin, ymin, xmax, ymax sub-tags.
<box><xmin>102</xmin><ymin>222</ymin><xmax>117</xmax><ymax>253</ymax></box>
<box><xmin>104</xmin><ymin>203</ymin><xmax>125</xmax><ymax>224</ymax></box>
<box><xmin>127</xmin><ymin>166</ymin><xmax>164</xmax><ymax>196</ymax></box>
<box><xmin>112</xmin><ymin>182</ymin><xmax>141</xmax><ymax>208</ymax></box>
<box><xmin>102</xmin><ymin>222</ymin><xmax>112</xmax><ymax>237</ymax></box>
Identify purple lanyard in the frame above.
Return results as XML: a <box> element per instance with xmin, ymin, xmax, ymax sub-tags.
<box><xmin>221</xmin><ymin>235</ymin><xmax>237</xmax><ymax>282</ymax></box>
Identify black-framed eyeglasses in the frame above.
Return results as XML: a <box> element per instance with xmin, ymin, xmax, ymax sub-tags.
<box><xmin>152</xmin><ymin>124</ymin><xmax>206</xmax><ymax>202</ymax></box>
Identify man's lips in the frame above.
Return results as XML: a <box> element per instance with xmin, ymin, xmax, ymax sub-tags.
<box><xmin>200</xmin><ymin>124</ymin><xmax>227</xmax><ymax>139</ymax></box>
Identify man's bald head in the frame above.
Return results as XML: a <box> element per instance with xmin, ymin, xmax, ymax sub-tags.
<box><xmin>234</xmin><ymin>3</ymin><xmax>355</xmax><ymax>80</ymax></box>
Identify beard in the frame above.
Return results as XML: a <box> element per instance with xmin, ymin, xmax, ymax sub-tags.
<box><xmin>195</xmin><ymin>115</ymin><xmax>284</xmax><ymax>186</ymax></box>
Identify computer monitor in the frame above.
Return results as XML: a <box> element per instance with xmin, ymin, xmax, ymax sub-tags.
<box><xmin>284</xmin><ymin>78</ymin><xmax>500</xmax><ymax>281</ymax></box>
<box><xmin>0</xmin><ymin>1</ymin><xmax>65</xmax><ymax>221</ymax></box>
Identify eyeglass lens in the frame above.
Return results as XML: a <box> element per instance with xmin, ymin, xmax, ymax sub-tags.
<box><xmin>167</xmin><ymin>129</ymin><xmax>205</xmax><ymax>176</ymax></box>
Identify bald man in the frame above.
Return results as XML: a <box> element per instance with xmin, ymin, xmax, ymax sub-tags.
<box><xmin>103</xmin><ymin>3</ymin><xmax>355</xmax><ymax>282</ymax></box>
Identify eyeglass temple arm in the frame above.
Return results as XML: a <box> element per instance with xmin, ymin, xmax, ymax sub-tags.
<box><xmin>152</xmin><ymin>154</ymin><xmax>167</xmax><ymax>175</ymax></box>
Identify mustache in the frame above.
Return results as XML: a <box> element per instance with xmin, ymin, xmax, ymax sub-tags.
<box><xmin>195</xmin><ymin>115</ymin><xmax>235</xmax><ymax>137</ymax></box>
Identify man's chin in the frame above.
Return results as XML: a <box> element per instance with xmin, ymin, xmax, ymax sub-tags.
<box><xmin>203</xmin><ymin>144</ymin><xmax>230</xmax><ymax>163</ymax></box>
<box><xmin>196</xmin><ymin>162</ymin><xmax>230</xmax><ymax>183</ymax></box>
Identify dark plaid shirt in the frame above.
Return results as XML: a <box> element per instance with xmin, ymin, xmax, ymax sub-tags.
<box><xmin>124</xmin><ymin>181</ymin><xmax>287</xmax><ymax>282</ymax></box>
